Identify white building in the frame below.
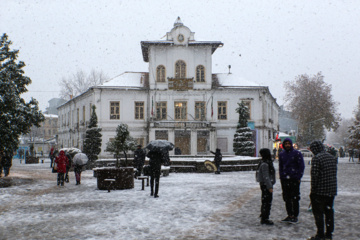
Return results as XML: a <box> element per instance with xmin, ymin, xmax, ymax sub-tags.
<box><xmin>57</xmin><ymin>18</ymin><xmax>279</xmax><ymax>157</ymax></box>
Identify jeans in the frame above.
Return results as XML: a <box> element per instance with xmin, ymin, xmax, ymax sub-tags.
<box><xmin>260</xmin><ymin>184</ymin><xmax>273</xmax><ymax>220</ymax></box>
<box><xmin>57</xmin><ymin>173</ymin><xmax>65</xmax><ymax>186</ymax></box>
<box><xmin>310</xmin><ymin>193</ymin><xmax>335</xmax><ymax>238</ymax></box>
<box><xmin>150</xmin><ymin>170</ymin><xmax>161</xmax><ymax>196</ymax></box>
<box><xmin>281</xmin><ymin>179</ymin><xmax>301</xmax><ymax>217</ymax></box>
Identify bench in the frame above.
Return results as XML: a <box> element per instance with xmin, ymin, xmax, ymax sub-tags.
<box><xmin>219</xmin><ymin>164</ymin><xmax>258</xmax><ymax>171</ymax></box>
<box><xmin>137</xmin><ymin>176</ymin><xmax>149</xmax><ymax>190</ymax></box>
<box><xmin>104</xmin><ymin>179</ymin><xmax>116</xmax><ymax>192</ymax></box>
<box><xmin>170</xmin><ymin>165</ymin><xmax>196</xmax><ymax>173</ymax></box>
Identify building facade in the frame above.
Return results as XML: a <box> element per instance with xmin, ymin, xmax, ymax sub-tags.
<box><xmin>57</xmin><ymin>18</ymin><xmax>279</xmax><ymax>157</ymax></box>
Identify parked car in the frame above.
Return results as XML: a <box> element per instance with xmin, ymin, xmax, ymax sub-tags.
<box><xmin>299</xmin><ymin>148</ymin><xmax>313</xmax><ymax>158</ymax></box>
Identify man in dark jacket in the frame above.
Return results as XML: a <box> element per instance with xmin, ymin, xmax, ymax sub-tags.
<box><xmin>147</xmin><ymin>150</ymin><xmax>163</xmax><ymax>198</ymax></box>
<box><xmin>279</xmin><ymin>138</ymin><xmax>305</xmax><ymax>224</ymax></box>
<box><xmin>210</xmin><ymin>149</ymin><xmax>222</xmax><ymax>174</ymax></box>
<box><xmin>133</xmin><ymin>145</ymin><xmax>145</xmax><ymax>177</ymax></box>
<box><xmin>308</xmin><ymin>141</ymin><xmax>337</xmax><ymax>240</ymax></box>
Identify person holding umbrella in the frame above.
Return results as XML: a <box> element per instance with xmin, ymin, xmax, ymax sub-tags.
<box><xmin>146</xmin><ymin>140</ymin><xmax>174</xmax><ymax>198</ymax></box>
<box><xmin>147</xmin><ymin>149</ymin><xmax>163</xmax><ymax>198</ymax></box>
<box><xmin>73</xmin><ymin>153</ymin><xmax>88</xmax><ymax>185</ymax></box>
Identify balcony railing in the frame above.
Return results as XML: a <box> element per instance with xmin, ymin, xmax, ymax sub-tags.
<box><xmin>152</xmin><ymin>120</ymin><xmax>213</xmax><ymax>129</ymax></box>
<box><xmin>168</xmin><ymin>77</ymin><xmax>194</xmax><ymax>90</ymax></box>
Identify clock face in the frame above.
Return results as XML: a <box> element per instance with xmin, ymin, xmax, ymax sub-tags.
<box><xmin>178</xmin><ymin>34</ymin><xmax>184</xmax><ymax>42</ymax></box>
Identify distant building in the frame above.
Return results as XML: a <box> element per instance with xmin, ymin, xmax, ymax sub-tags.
<box><xmin>45</xmin><ymin>98</ymin><xmax>66</xmax><ymax>115</ymax></box>
<box><xmin>57</xmin><ymin>18</ymin><xmax>279</xmax><ymax>157</ymax></box>
<box><xmin>279</xmin><ymin>105</ymin><xmax>298</xmax><ymax>136</ymax></box>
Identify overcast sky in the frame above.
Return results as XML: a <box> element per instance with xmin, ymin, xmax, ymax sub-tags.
<box><xmin>2</xmin><ymin>0</ymin><xmax>360</xmax><ymax>119</ymax></box>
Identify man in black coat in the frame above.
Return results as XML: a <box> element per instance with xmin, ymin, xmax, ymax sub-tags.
<box><xmin>133</xmin><ymin>145</ymin><xmax>145</xmax><ymax>177</ymax></box>
<box><xmin>147</xmin><ymin>149</ymin><xmax>163</xmax><ymax>198</ymax></box>
<box><xmin>308</xmin><ymin>140</ymin><xmax>337</xmax><ymax>240</ymax></box>
<box><xmin>210</xmin><ymin>148</ymin><xmax>222</xmax><ymax>174</ymax></box>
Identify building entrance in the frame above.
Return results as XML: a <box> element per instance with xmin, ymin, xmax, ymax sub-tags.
<box><xmin>175</xmin><ymin>130</ymin><xmax>191</xmax><ymax>155</ymax></box>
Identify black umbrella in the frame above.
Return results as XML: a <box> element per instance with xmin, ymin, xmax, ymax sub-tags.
<box><xmin>146</xmin><ymin>140</ymin><xmax>174</xmax><ymax>151</ymax></box>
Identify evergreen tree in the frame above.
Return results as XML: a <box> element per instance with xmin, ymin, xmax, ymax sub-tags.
<box><xmin>105</xmin><ymin>123</ymin><xmax>136</xmax><ymax>167</ymax></box>
<box><xmin>233</xmin><ymin>102</ymin><xmax>255</xmax><ymax>156</ymax></box>
<box><xmin>0</xmin><ymin>33</ymin><xmax>44</xmax><ymax>152</ymax></box>
<box><xmin>348</xmin><ymin>102</ymin><xmax>360</xmax><ymax>150</ymax></box>
<box><xmin>83</xmin><ymin>105</ymin><xmax>102</xmax><ymax>168</ymax></box>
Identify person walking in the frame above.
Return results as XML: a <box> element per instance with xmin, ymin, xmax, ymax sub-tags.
<box><xmin>147</xmin><ymin>149</ymin><xmax>163</xmax><ymax>198</ymax></box>
<box><xmin>133</xmin><ymin>145</ymin><xmax>145</xmax><ymax>177</ymax></box>
<box><xmin>73</xmin><ymin>154</ymin><xmax>86</xmax><ymax>185</ymax></box>
<box><xmin>64</xmin><ymin>151</ymin><xmax>72</xmax><ymax>183</ymax></box>
<box><xmin>307</xmin><ymin>140</ymin><xmax>337</xmax><ymax>240</ymax></box>
<box><xmin>279</xmin><ymin>138</ymin><xmax>305</xmax><ymax>224</ymax></box>
<box><xmin>256</xmin><ymin>148</ymin><xmax>276</xmax><ymax>225</ymax></box>
<box><xmin>55</xmin><ymin>150</ymin><xmax>69</xmax><ymax>186</ymax></box>
<box><xmin>348</xmin><ymin>149</ymin><xmax>354</xmax><ymax>162</ymax></box>
<box><xmin>210</xmin><ymin>148</ymin><xmax>222</xmax><ymax>174</ymax></box>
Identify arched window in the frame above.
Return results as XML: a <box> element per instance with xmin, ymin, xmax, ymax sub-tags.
<box><xmin>156</xmin><ymin>65</ymin><xmax>166</xmax><ymax>82</ymax></box>
<box><xmin>175</xmin><ymin>60</ymin><xmax>186</xmax><ymax>78</ymax></box>
<box><xmin>196</xmin><ymin>65</ymin><xmax>205</xmax><ymax>82</ymax></box>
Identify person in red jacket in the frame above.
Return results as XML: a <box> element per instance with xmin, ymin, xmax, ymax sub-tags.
<box><xmin>55</xmin><ymin>150</ymin><xmax>69</xmax><ymax>186</ymax></box>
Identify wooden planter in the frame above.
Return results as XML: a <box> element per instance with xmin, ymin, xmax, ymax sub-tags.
<box><xmin>94</xmin><ymin>167</ymin><xmax>134</xmax><ymax>190</ymax></box>
<box><xmin>25</xmin><ymin>156</ymin><xmax>39</xmax><ymax>164</ymax></box>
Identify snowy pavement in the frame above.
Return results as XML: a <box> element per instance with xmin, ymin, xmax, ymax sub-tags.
<box><xmin>0</xmin><ymin>157</ymin><xmax>359</xmax><ymax>240</ymax></box>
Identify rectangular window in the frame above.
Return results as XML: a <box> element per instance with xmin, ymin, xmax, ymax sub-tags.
<box><xmin>110</xmin><ymin>101</ymin><xmax>120</xmax><ymax>120</ymax></box>
<box><xmin>135</xmin><ymin>102</ymin><xmax>144</xmax><ymax>120</ymax></box>
<box><xmin>155</xmin><ymin>130</ymin><xmax>168</xmax><ymax>140</ymax></box>
<box><xmin>195</xmin><ymin>101</ymin><xmax>206</xmax><ymax>120</ymax></box>
<box><xmin>156</xmin><ymin>102</ymin><xmax>167</xmax><ymax>120</ymax></box>
<box><xmin>218</xmin><ymin>101</ymin><xmax>227</xmax><ymax>120</ymax></box>
<box><xmin>174</xmin><ymin>101</ymin><xmax>187</xmax><ymax>120</ymax></box>
<box><xmin>136</xmin><ymin>138</ymin><xmax>145</xmax><ymax>147</ymax></box>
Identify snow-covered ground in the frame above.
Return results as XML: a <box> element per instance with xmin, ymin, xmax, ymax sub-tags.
<box><xmin>0</xmin><ymin>157</ymin><xmax>359</xmax><ymax>240</ymax></box>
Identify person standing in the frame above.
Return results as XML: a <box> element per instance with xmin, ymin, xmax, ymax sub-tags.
<box><xmin>210</xmin><ymin>148</ymin><xmax>222</xmax><ymax>174</ymax></box>
<box><xmin>307</xmin><ymin>140</ymin><xmax>337</xmax><ymax>240</ymax></box>
<box><xmin>256</xmin><ymin>148</ymin><xmax>276</xmax><ymax>225</ymax></box>
<box><xmin>272</xmin><ymin>148</ymin><xmax>277</xmax><ymax>160</ymax></box>
<box><xmin>133</xmin><ymin>145</ymin><xmax>145</xmax><ymax>177</ymax></box>
<box><xmin>147</xmin><ymin>149</ymin><xmax>163</xmax><ymax>198</ymax></box>
<box><xmin>49</xmin><ymin>147</ymin><xmax>54</xmax><ymax>168</ymax></box>
<box><xmin>279</xmin><ymin>138</ymin><xmax>305</xmax><ymax>224</ymax></box>
<box><xmin>55</xmin><ymin>150</ymin><xmax>69</xmax><ymax>186</ymax></box>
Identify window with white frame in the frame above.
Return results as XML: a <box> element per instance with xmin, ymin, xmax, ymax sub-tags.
<box><xmin>196</xmin><ymin>65</ymin><xmax>205</xmax><ymax>82</ymax></box>
<box><xmin>156</xmin><ymin>65</ymin><xmax>166</xmax><ymax>82</ymax></box>
<box><xmin>135</xmin><ymin>101</ymin><xmax>144</xmax><ymax>120</ymax></box>
<box><xmin>110</xmin><ymin>101</ymin><xmax>120</xmax><ymax>120</ymax></box>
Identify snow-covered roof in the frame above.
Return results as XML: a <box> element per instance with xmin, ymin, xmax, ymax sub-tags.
<box><xmin>100</xmin><ymin>72</ymin><xmax>147</xmax><ymax>88</ymax></box>
<box><xmin>215</xmin><ymin>73</ymin><xmax>261</xmax><ymax>87</ymax></box>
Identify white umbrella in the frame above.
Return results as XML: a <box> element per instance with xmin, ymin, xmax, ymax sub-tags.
<box><xmin>73</xmin><ymin>153</ymin><xmax>89</xmax><ymax>166</ymax></box>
